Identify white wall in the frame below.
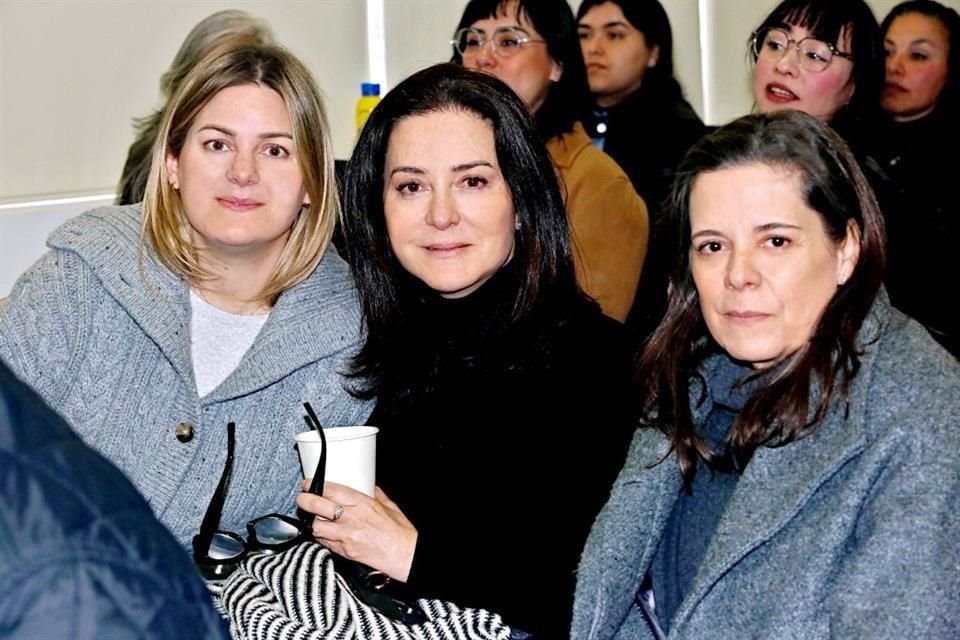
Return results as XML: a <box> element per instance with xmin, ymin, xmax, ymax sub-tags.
<box><xmin>0</xmin><ymin>0</ymin><xmax>367</xmax><ymax>202</ymax></box>
<box><xmin>0</xmin><ymin>195</ymin><xmax>113</xmax><ymax>297</ymax></box>
<box><xmin>384</xmin><ymin>1</ymin><xmax>469</xmax><ymax>90</ymax></box>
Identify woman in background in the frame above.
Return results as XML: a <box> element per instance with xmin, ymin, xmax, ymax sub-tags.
<box><xmin>572</xmin><ymin>110</ymin><xmax>960</xmax><ymax>639</ymax></box>
<box><xmin>576</xmin><ymin>0</ymin><xmax>708</xmax><ymax>342</ymax></box>
<box><xmin>297</xmin><ymin>63</ymin><xmax>634</xmax><ymax>638</ymax></box>
<box><xmin>750</xmin><ymin>0</ymin><xmax>884</xmax><ymax>154</ymax></box>
<box><xmin>577</xmin><ymin>0</ymin><xmax>706</xmax><ymax>213</ymax></box>
<box><xmin>452</xmin><ymin>0</ymin><xmax>648</xmax><ymax>323</ymax></box>
<box><xmin>747</xmin><ymin>0</ymin><xmax>958</xmax><ymax>353</ymax></box>
<box><xmin>875</xmin><ymin>0</ymin><xmax>958</xmax><ymax>356</ymax></box>
<box><xmin>0</xmin><ymin>42</ymin><xmax>370</xmax><ymax>548</ymax></box>
<box><xmin>117</xmin><ymin>9</ymin><xmax>273</xmax><ymax>205</ymax></box>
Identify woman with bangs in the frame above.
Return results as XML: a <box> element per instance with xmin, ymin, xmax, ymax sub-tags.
<box><xmin>0</xmin><ymin>42</ymin><xmax>371</xmax><ymax>549</ymax></box>
<box><xmin>748</xmin><ymin>0</ymin><xmax>959</xmax><ymax>357</ymax></box>
<box><xmin>750</xmin><ymin>0</ymin><xmax>885</xmax><ymax>153</ymax></box>
<box><xmin>576</xmin><ymin>0</ymin><xmax>706</xmax><ymax>216</ymax></box>
<box><xmin>576</xmin><ymin>0</ymin><xmax>708</xmax><ymax>342</ymax></box>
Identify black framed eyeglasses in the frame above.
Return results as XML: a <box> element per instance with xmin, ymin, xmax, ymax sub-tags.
<box><xmin>192</xmin><ymin>418</ymin><xmax>320</xmax><ymax>581</ymax></box>
<box><xmin>751</xmin><ymin>27</ymin><xmax>854</xmax><ymax>73</ymax></box>
<box><xmin>451</xmin><ymin>26</ymin><xmax>546</xmax><ymax>59</ymax></box>
<box><xmin>191</xmin><ymin>406</ymin><xmax>428</xmax><ymax>625</ymax></box>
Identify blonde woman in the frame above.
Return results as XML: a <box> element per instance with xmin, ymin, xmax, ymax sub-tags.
<box><xmin>117</xmin><ymin>9</ymin><xmax>274</xmax><ymax>205</ymax></box>
<box><xmin>0</xmin><ymin>42</ymin><xmax>371</xmax><ymax>548</ymax></box>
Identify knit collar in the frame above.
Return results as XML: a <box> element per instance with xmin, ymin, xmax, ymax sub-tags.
<box><xmin>48</xmin><ymin>204</ymin><xmax>363</xmax><ymax>402</ymax></box>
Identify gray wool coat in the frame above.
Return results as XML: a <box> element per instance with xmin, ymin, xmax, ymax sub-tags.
<box><xmin>0</xmin><ymin>205</ymin><xmax>372</xmax><ymax>548</ymax></box>
<box><xmin>572</xmin><ymin>294</ymin><xmax>960</xmax><ymax>640</ymax></box>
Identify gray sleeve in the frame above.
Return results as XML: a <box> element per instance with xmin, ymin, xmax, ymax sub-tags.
<box><xmin>303</xmin><ymin>339</ymin><xmax>375</xmax><ymax>428</ymax></box>
<box><xmin>0</xmin><ymin>249</ymin><xmax>95</xmax><ymax>402</ymax></box>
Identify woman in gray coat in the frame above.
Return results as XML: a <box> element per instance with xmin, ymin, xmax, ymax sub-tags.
<box><xmin>0</xmin><ymin>43</ymin><xmax>371</xmax><ymax>549</ymax></box>
<box><xmin>572</xmin><ymin>110</ymin><xmax>960</xmax><ymax>639</ymax></box>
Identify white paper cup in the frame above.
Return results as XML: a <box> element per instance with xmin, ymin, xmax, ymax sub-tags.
<box><xmin>295</xmin><ymin>426</ymin><xmax>378</xmax><ymax>496</ymax></box>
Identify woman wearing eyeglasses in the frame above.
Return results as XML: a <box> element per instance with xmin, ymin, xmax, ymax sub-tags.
<box><xmin>750</xmin><ymin>0</ymin><xmax>885</xmax><ymax>153</ymax></box>
<box><xmin>450</xmin><ymin>0</ymin><xmax>649</xmax><ymax>324</ymax></box>
<box><xmin>0</xmin><ymin>42</ymin><xmax>371</xmax><ymax>549</ymax></box>
<box><xmin>297</xmin><ymin>63</ymin><xmax>636</xmax><ymax>638</ymax></box>
<box><xmin>748</xmin><ymin>0</ymin><xmax>960</xmax><ymax>355</ymax></box>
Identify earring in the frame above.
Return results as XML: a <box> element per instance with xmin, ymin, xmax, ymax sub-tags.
<box><xmin>514</xmin><ymin>217</ymin><xmax>521</xmax><ymax>231</ymax></box>
<box><xmin>838</xmin><ymin>275</ymin><xmax>847</xmax><ymax>286</ymax></box>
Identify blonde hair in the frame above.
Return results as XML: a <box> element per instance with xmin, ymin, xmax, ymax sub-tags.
<box><xmin>141</xmin><ymin>41</ymin><xmax>338</xmax><ymax>305</ymax></box>
<box><xmin>118</xmin><ymin>10</ymin><xmax>273</xmax><ymax>205</ymax></box>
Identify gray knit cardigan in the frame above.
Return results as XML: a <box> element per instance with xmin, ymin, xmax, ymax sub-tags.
<box><xmin>573</xmin><ymin>294</ymin><xmax>960</xmax><ymax>639</ymax></box>
<box><xmin>0</xmin><ymin>205</ymin><xmax>372</xmax><ymax>547</ymax></box>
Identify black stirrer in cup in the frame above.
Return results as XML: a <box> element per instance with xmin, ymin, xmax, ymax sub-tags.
<box><xmin>302</xmin><ymin>402</ymin><xmax>326</xmax><ymax>497</ymax></box>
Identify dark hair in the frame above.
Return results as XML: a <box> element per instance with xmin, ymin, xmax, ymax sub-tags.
<box><xmin>576</xmin><ymin>0</ymin><xmax>684</xmax><ymax>101</ymax></box>
<box><xmin>640</xmin><ymin>109</ymin><xmax>886</xmax><ymax>487</ymax></box>
<box><xmin>342</xmin><ymin>63</ymin><xmax>579</xmax><ymax>394</ymax></box>
<box><xmin>752</xmin><ymin>0</ymin><xmax>885</xmax><ymax>138</ymax></box>
<box><xmin>451</xmin><ymin>0</ymin><xmax>591</xmax><ymax>141</ymax></box>
<box><xmin>881</xmin><ymin>0</ymin><xmax>960</xmax><ymax>111</ymax></box>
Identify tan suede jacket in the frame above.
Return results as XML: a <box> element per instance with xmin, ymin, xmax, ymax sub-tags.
<box><xmin>547</xmin><ymin>123</ymin><xmax>649</xmax><ymax>322</ymax></box>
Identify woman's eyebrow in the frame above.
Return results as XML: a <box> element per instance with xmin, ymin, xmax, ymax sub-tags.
<box><xmin>196</xmin><ymin>124</ymin><xmax>292</xmax><ymax>139</ymax></box>
<box><xmin>755</xmin><ymin>222</ymin><xmax>802</xmax><ymax>232</ymax></box>
<box><xmin>388</xmin><ymin>166</ymin><xmax>426</xmax><ymax>177</ymax></box>
<box><xmin>452</xmin><ymin>161</ymin><xmax>494</xmax><ymax>172</ymax></box>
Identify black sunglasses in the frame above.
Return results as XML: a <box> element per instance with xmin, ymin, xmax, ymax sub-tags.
<box><xmin>192</xmin><ymin>405</ymin><xmax>427</xmax><ymax>625</ymax></box>
<box><xmin>191</xmin><ymin>419</ymin><xmax>312</xmax><ymax>581</ymax></box>
<box><xmin>193</xmin><ymin>402</ymin><xmax>332</xmax><ymax>581</ymax></box>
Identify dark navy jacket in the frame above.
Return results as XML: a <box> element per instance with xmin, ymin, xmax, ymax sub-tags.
<box><xmin>0</xmin><ymin>359</ymin><xmax>228</xmax><ymax>639</ymax></box>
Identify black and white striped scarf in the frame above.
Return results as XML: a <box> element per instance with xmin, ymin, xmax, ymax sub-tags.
<box><xmin>217</xmin><ymin>542</ymin><xmax>514</xmax><ymax>640</ymax></box>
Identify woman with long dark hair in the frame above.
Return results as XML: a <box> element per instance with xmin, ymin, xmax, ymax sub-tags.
<box><xmin>576</xmin><ymin>0</ymin><xmax>708</xmax><ymax>342</ymax></box>
<box><xmin>875</xmin><ymin>0</ymin><xmax>959</xmax><ymax>356</ymax></box>
<box><xmin>297</xmin><ymin>63</ymin><xmax>634</xmax><ymax>638</ymax></box>
<box><xmin>577</xmin><ymin>0</ymin><xmax>706</xmax><ymax>211</ymax></box>
<box><xmin>572</xmin><ymin>110</ymin><xmax>960</xmax><ymax>639</ymax></box>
